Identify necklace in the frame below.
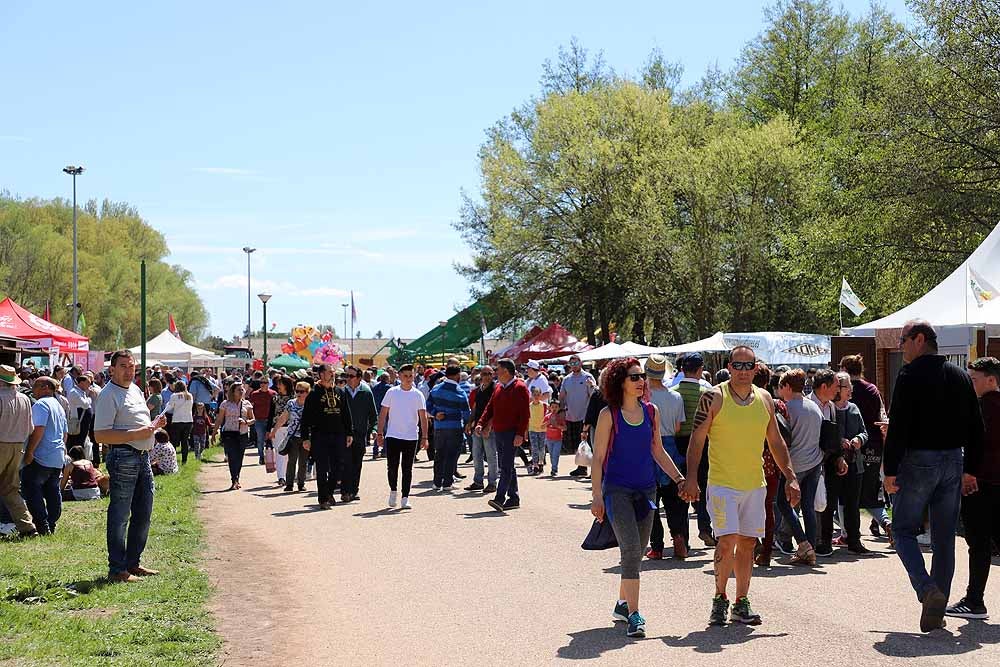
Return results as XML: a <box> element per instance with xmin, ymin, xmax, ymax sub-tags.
<box><xmin>730</xmin><ymin>385</ymin><xmax>754</xmax><ymax>404</ymax></box>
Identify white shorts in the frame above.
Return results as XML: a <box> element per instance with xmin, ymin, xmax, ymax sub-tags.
<box><xmin>707</xmin><ymin>485</ymin><xmax>766</xmax><ymax>538</ymax></box>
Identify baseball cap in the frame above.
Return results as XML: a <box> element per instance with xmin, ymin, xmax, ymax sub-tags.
<box><xmin>526</xmin><ymin>360</ymin><xmax>540</xmax><ymax>370</ymax></box>
<box><xmin>681</xmin><ymin>352</ymin><xmax>704</xmax><ymax>372</ymax></box>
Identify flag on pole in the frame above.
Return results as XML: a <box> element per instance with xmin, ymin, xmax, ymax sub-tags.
<box><xmin>351</xmin><ymin>291</ymin><xmax>357</xmax><ymax>325</ymax></box>
<box><xmin>839</xmin><ymin>278</ymin><xmax>867</xmax><ymax>316</ymax></box>
<box><xmin>43</xmin><ymin>301</ymin><xmax>51</xmax><ymax>322</ymax></box>
<box><xmin>78</xmin><ymin>311</ymin><xmax>87</xmax><ymax>335</ymax></box>
<box><xmin>114</xmin><ymin>324</ymin><xmax>123</xmax><ymax>350</ymax></box>
<box><xmin>969</xmin><ymin>266</ymin><xmax>998</xmax><ymax>307</ymax></box>
<box><xmin>168</xmin><ymin>313</ymin><xmax>181</xmax><ymax>339</ymax></box>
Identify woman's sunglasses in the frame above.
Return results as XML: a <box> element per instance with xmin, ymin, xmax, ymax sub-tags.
<box><xmin>295</xmin><ymin>389</ymin><xmax>308</xmax><ymax>394</ymax></box>
<box><xmin>627</xmin><ymin>372</ymin><xmax>647</xmax><ymax>382</ymax></box>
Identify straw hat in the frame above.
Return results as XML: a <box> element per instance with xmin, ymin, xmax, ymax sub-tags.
<box><xmin>0</xmin><ymin>364</ymin><xmax>18</xmax><ymax>385</ymax></box>
<box><xmin>644</xmin><ymin>354</ymin><xmax>672</xmax><ymax>380</ymax></box>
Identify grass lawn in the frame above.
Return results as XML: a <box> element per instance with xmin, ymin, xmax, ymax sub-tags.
<box><xmin>0</xmin><ymin>448</ymin><xmax>221</xmax><ymax>666</ymax></box>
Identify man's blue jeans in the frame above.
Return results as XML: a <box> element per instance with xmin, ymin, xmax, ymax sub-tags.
<box><xmin>472</xmin><ymin>432</ymin><xmax>497</xmax><ymax>486</ymax></box>
<box><xmin>253</xmin><ymin>421</ymin><xmax>269</xmax><ymax>461</ymax></box>
<box><xmin>892</xmin><ymin>448</ymin><xmax>963</xmax><ymax>601</ymax></box>
<box><xmin>776</xmin><ymin>463</ymin><xmax>822</xmax><ymax>547</ymax></box>
<box><xmin>494</xmin><ymin>431</ymin><xmax>520</xmax><ymax>505</ymax></box>
<box><xmin>19</xmin><ymin>461</ymin><xmax>62</xmax><ymax>534</ymax></box>
<box><xmin>106</xmin><ymin>447</ymin><xmax>155</xmax><ymax>577</ymax></box>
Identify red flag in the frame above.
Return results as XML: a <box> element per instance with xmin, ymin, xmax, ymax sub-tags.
<box><xmin>43</xmin><ymin>301</ymin><xmax>51</xmax><ymax>322</ymax></box>
<box><xmin>168</xmin><ymin>313</ymin><xmax>181</xmax><ymax>339</ymax></box>
<box><xmin>351</xmin><ymin>291</ymin><xmax>357</xmax><ymax>324</ymax></box>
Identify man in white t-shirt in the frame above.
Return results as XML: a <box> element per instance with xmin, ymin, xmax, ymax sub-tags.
<box><xmin>525</xmin><ymin>360</ymin><xmax>552</xmax><ymax>402</ymax></box>
<box><xmin>376</xmin><ymin>364</ymin><xmax>428</xmax><ymax>509</ymax></box>
<box><xmin>94</xmin><ymin>349</ymin><xmax>167</xmax><ymax>583</ymax></box>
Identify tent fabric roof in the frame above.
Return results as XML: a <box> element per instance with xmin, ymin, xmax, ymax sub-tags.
<box><xmin>0</xmin><ymin>297</ymin><xmax>89</xmax><ymax>348</ymax></box>
<box><xmin>402</xmin><ymin>292</ymin><xmax>515</xmax><ymax>357</ymax></box>
<box><xmin>551</xmin><ymin>340</ymin><xmax>661</xmax><ymax>363</ymax></box>
<box><xmin>496</xmin><ymin>323</ymin><xmax>593</xmax><ymax>364</ymax></box>
<box><xmin>655</xmin><ymin>332</ymin><xmax>730</xmax><ymax>354</ymax></box>
<box><xmin>268</xmin><ymin>354</ymin><xmax>311</xmax><ymax>370</ymax></box>
<box><xmin>847</xmin><ymin>222</ymin><xmax>1000</xmax><ymax>334</ymax></box>
<box><xmin>130</xmin><ymin>330</ymin><xmax>221</xmax><ymax>361</ymax></box>
<box><xmin>492</xmin><ymin>325</ymin><xmax>544</xmax><ymax>361</ymax></box>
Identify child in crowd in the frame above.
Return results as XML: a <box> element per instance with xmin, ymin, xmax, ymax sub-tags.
<box><xmin>192</xmin><ymin>402</ymin><xmax>214</xmax><ymax>461</ymax></box>
<box><xmin>61</xmin><ymin>445</ymin><xmax>109</xmax><ymax>501</ymax></box>
<box><xmin>544</xmin><ymin>398</ymin><xmax>566</xmax><ymax>476</ymax></box>
<box><xmin>150</xmin><ymin>428</ymin><xmax>179</xmax><ymax>476</ymax></box>
<box><xmin>528</xmin><ymin>386</ymin><xmax>548</xmax><ymax>474</ymax></box>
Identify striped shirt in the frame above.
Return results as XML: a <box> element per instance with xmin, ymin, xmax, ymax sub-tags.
<box><xmin>675</xmin><ymin>378</ymin><xmax>709</xmax><ymax>437</ymax></box>
<box><xmin>425</xmin><ymin>379</ymin><xmax>471</xmax><ymax>430</ymax></box>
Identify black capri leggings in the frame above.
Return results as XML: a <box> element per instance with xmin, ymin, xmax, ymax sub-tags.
<box><xmin>222</xmin><ymin>431</ymin><xmax>248</xmax><ymax>482</ymax></box>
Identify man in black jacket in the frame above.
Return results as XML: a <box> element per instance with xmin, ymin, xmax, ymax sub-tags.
<box><xmin>301</xmin><ymin>364</ymin><xmax>354</xmax><ymax>509</ymax></box>
<box><xmin>883</xmin><ymin>319</ymin><xmax>984</xmax><ymax>632</ymax></box>
<box><xmin>342</xmin><ymin>366</ymin><xmax>377</xmax><ymax>503</ymax></box>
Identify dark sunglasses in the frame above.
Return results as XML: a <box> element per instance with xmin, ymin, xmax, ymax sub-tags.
<box><xmin>627</xmin><ymin>372</ymin><xmax>647</xmax><ymax>382</ymax></box>
<box><xmin>730</xmin><ymin>361</ymin><xmax>756</xmax><ymax>371</ymax></box>
<box><xmin>295</xmin><ymin>389</ymin><xmax>308</xmax><ymax>394</ymax></box>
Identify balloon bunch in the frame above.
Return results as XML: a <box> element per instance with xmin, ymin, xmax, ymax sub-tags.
<box><xmin>279</xmin><ymin>326</ymin><xmax>343</xmax><ymax>368</ymax></box>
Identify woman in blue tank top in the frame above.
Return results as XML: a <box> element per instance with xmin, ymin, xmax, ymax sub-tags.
<box><xmin>591</xmin><ymin>358</ymin><xmax>687</xmax><ymax>638</ymax></box>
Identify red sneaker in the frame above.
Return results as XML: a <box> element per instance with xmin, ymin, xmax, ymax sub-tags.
<box><xmin>645</xmin><ymin>548</ymin><xmax>663</xmax><ymax>560</ymax></box>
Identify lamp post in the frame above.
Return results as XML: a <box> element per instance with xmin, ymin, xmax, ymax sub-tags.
<box><xmin>439</xmin><ymin>320</ymin><xmax>447</xmax><ymax>367</ymax></box>
<box><xmin>258</xmin><ymin>293</ymin><xmax>272</xmax><ymax>366</ymax></box>
<box><xmin>242</xmin><ymin>247</ymin><xmax>256</xmax><ymax>348</ymax></box>
<box><xmin>341</xmin><ymin>303</ymin><xmax>349</xmax><ymax>363</ymax></box>
<box><xmin>63</xmin><ymin>165</ymin><xmax>85</xmax><ymax>332</ymax></box>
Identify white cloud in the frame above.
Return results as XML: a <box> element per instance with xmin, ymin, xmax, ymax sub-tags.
<box><xmin>170</xmin><ymin>243</ymin><xmax>383</xmax><ymax>260</ymax></box>
<box><xmin>192</xmin><ymin>167</ymin><xmax>257</xmax><ymax>175</ymax></box>
<box><xmin>198</xmin><ymin>274</ymin><xmax>349</xmax><ymax>299</ymax></box>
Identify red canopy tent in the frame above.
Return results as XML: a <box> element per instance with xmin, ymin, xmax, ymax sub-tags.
<box><xmin>0</xmin><ymin>297</ymin><xmax>89</xmax><ymax>353</ymax></box>
<box><xmin>493</xmin><ymin>322</ymin><xmax>592</xmax><ymax>364</ymax></box>
<box><xmin>491</xmin><ymin>325</ymin><xmax>544</xmax><ymax>361</ymax></box>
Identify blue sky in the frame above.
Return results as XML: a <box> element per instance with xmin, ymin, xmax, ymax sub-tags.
<box><xmin>1</xmin><ymin>0</ymin><xmax>911</xmax><ymax>340</ymax></box>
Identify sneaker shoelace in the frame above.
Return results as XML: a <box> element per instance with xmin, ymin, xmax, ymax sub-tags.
<box><xmin>629</xmin><ymin>612</ymin><xmax>646</xmax><ymax>626</ymax></box>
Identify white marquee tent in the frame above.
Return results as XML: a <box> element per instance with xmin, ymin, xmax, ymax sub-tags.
<box><xmin>655</xmin><ymin>331</ymin><xmax>832</xmax><ymax>366</ymax></box>
<box><xmin>129</xmin><ymin>330</ymin><xmax>225</xmax><ymax>366</ymax></box>
<box><xmin>552</xmin><ymin>340</ymin><xmax>662</xmax><ymax>362</ymax></box>
<box><xmin>846</xmin><ymin>223</ymin><xmax>1000</xmax><ymax>343</ymax></box>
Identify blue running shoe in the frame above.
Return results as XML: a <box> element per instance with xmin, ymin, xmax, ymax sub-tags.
<box><xmin>626</xmin><ymin>611</ymin><xmax>646</xmax><ymax>638</ymax></box>
<box><xmin>612</xmin><ymin>600</ymin><xmax>629</xmax><ymax>623</ymax></box>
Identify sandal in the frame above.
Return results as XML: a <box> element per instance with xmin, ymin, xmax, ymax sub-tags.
<box><xmin>229</xmin><ymin>483</ymin><xmax>238</xmax><ymax>491</ymax></box>
<box><xmin>790</xmin><ymin>548</ymin><xmax>816</xmax><ymax>566</ymax></box>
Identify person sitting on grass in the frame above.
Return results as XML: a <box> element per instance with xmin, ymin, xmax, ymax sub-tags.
<box><xmin>149</xmin><ymin>429</ymin><xmax>178</xmax><ymax>476</ymax></box>
<box><xmin>61</xmin><ymin>445</ymin><xmax>109</xmax><ymax>501</ymax></box>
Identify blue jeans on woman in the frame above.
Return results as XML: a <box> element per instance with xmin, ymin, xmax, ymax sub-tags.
<box><xmin>892</xmin><ymin>448</ymin><xmax>963</xmax><ymax>601</ymax></box>
<box><xmin>777</xmin><ymin>463</ymin><xmax>822</xmax><ymax>547</ymax></box>
<box><xmin>106</xmin><ymin>447</ymin><xmax>154</xmax><ymax>577</ymax></box>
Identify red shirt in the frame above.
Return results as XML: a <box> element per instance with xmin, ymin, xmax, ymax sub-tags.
<box><xmin>248</xmin><ymin>388</ymin><xmax>275</xmax><ymax>420</ymax></box>
<box><xmin>478</xmin><ymin>378</ymin><xmax>531</xmax><ymax>436</ymax></box>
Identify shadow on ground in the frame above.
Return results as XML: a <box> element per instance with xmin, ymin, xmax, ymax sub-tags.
<box><xmin>660</xmin><ymin>624</ymin><xmax>789</xmax><ymax>653</ymax></box>
<box><xmin>871</xmin><ymin>620</ymin><xmax>1000</xmax><ymax>657</ymax></box>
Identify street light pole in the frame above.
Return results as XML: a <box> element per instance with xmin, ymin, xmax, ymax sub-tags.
<box><xmin>63</xmin><ymin>165</ymin><xmax>85</xmax><ymax>332</ymax></box>
<box><xmin>258</xmin><ymin>293</ymin><xmax>272</xmax><ymax>366</ymax></box>
<box><xmin>242</xmin><ymin>247</ymin><xmax>256</xmax><ymax>348</ymax></box>
<box><xmin>341</xmin><ymin>303</ymin><xmax>349</xmax><ymax>363</ymax></box>
<box><xmin>439</xmin><ymin>320</ymin><xmax>447</xmax><ymax>367</ymax></box>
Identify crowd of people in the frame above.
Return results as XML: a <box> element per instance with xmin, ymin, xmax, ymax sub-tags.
<box><xmin>0</xmin><ymin>317</ymin><xmax>997</xmax><ymax>637</ymax></box>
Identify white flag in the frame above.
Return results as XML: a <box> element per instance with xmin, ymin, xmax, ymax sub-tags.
<box><xmin>969</xmin><ymin>266</ymin><xmax>998</xmax><ymax>307</ymax></box>
<box><xmin>839</xmin><ymin>278</ymin><xmax>867</xmax><ymax>316</ymax></box>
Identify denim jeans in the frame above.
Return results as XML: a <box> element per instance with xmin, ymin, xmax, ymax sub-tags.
<box><xmin>253</xmin><ymin>420</ymin><xmax>269</xmax><ymax>461</ymax></box>
<box><xmin>546</xmin><ymin>439</ymin><xmax>562</xmax><ymax>474</ymax></box>
<box><xmin>892</xmin><ymin>448</ymin><xmax>963</xmax><ymax>601</ymax></box>
<box><xmin>777</xmin><ymin>463</ymin><xmax>822</xmax><ymax>547</ymax></box>
<box><xmin>528</xmin><ymin>432</ymin><xmax>547</xmax><ymax>465</ymax></box>
<box><xmin>472</xmin><ymin>432</ymin><xmax>497</xmax><ymax>486</ymax></box>
<box><xmin>20</xmin><ymin>461</ymin><xmax>63</xmax><ymax>535</ymax></box>
<box><xmin>106</xmin><ymin>447</ymin><xmax>154</xmax><ymax>576</ymax></box>
<box><xmin>433</xmin><ymin>429</ymin><xmax>463</xmax><ymax>488</ymax></box>
<box><xmin>494</xmin><ymin>431</ymin><xmax>520</xmax><ymax>505</ymax></box>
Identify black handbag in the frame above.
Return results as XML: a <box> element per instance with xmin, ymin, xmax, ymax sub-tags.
<box><xmin>581</xmin><ymin>518</ymin><xmax>618</xmax><ymax>550</ymax></box>
<box><xmin>819</xmin><ymin>419</ymin><xmax>841</xmax><ymax>456</ymax></box>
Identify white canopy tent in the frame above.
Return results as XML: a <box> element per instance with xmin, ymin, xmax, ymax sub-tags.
<box><xmin>846</xmin><ymin>223</ymin><xmax>1000</xmax><ymax>345</ymax></box>
<box><xmin>655</xmin><ymin>331</ymin><xmax>832</xmax><ymax>366</ymax></box>
<box><xmin>551</xmin><ymin>340</ymin><xmax>662</xmax><ymax>362</ymax></box>
<box><xmin>129</xmin><ymin>330</ymin><xmax>225</xmax><ymax>366</ymax></box>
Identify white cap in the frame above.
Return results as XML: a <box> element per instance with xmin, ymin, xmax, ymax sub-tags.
<box><xmin>526</xmin><ymin>360</ymin><xmax>540</xmax><ymax>370</ymax></box>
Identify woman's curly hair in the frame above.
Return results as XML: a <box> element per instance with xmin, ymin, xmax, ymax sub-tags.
<box><xmin>600</xmin><ymin>357</ymin><xmax>642</xmax><ymax>409</ymax></box>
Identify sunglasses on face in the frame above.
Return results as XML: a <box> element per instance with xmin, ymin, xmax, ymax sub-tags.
<box><xmin>730</xmin><ymin>361</ymin><xmax>756</xmax><ymax>371</ymax></box>
<box><xmin>569</xmin><ymin>361</ymin><xmax>581</xmax><ymax>366</ymax></box>
<box><xmin>627</xmin><ymin>372</ymin><xmax>647</xmax><ymax>382</ymax></box>
<box><xmin>295</xmin><ymin>389</ymin><xmax>308</xmax><ymax>394</ymax></box>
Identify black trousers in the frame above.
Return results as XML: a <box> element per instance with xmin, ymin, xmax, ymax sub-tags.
<box><xmin>960</xmin><ymin>481</ymin><xmax>1000</xmax><ymax>605</ymax></box>
<box><xmin>564</xmin><ymin>420</ymin><xmax>584</xmax><ymax>455</ymax></box>
<box><xmin>650</xmin><ymin>481</ymin><xmax>690</xmax><ymax>550</ymax></box>
<box><xmin>312</xmin><ymin>432</ymin><xmax>345</xmax><ymax>504</ymax></box>
<box><xmin>386</xmin><ymin>437</ymin><xmax>417</xmax><ymax>497</ymax></box>
<box><xmin>820</xmin><ymin>463</ymin><xmax>863</xmax><ymax>545</ymax></box>
<box><xmin>338</xmin><ymin>430</ymin><xmax>367</xmax><ymax>496</ymax></box>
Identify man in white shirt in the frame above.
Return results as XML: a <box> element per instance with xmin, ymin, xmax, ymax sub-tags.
<box><xmin>377</xmin><ymin>364</ymin><xmax>429</xmax><ymax>510</ymax></box>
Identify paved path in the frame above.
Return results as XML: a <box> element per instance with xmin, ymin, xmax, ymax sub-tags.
<box><xmin>200</xmin><ymin>450</ymin><xmax>1000</xmax><ymax>666</ymax></box>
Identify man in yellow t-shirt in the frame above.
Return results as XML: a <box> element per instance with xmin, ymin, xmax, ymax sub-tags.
<box><xmin>681</xmin><ymin>346</ymin><xmax>800</xmax><ymax>626</ymax></box>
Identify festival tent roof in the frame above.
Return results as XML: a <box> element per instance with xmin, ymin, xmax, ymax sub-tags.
<box><xmin>0</xmin><ymin>297</ymin><xmax>89</xmax><ymax>349</ymax></box>
<box><xmin>268</xmin><ymin>354</ymin><xmax>311</xmax><ymax>370</ymax></box>
<box><xmin>847</xmin><ymin>222</ymin><xmax>1000</xmax><ymax>335</ymax></box>
<box><xmin>401</xmin><ymin>292</ymin><xmax>516</xmax><ymax>358</ymax></box>
<box><xmin>655</xmin><ymin>331</ymin><xmax>832</xmax><ymax>365</ymax></box>
<box><xmin>492</xmin><ymin>325</ymin><xmax>544</xmax><ymax>361</ymax></box>
<box><xmin>498</xmin><ymin>322</ymin><xmax>593</xmax><ymax>364</ymax></box>
<box><xmin>552</xmin><ymin>340</ymin><xmax>662</xmax><ymax>363</ymax></box>
<box><xmin>655</xmin><ymin>332</ymin><xmax>730</xmax><ymax>355</ymax></box>
<box><xmin>130</xmin><ymin>330</ymin><xmax>223</xmax><ymax>364</ymax></box>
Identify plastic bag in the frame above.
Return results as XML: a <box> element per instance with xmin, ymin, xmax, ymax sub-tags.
<box><xmin>264</xmin><ymin>447</ymin><xmax>276</xmax><ymax>473</ymax></box>
<box><xmin>274</xmin><ymin>427</ymin><xmax>290</xmax><ymax>455</ymax></box>
<box><xmin>575</xmin><ymin>440</ymin><xmax>593</xmax><ymax>468</ymax></box>
<box><xmin>814</xmin><ymin>473</ymin><xmax>827</xmax><ymax>513</ymax></box>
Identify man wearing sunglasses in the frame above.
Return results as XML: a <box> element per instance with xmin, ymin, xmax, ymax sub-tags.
<box><xmin>342</xmin><ymin>366</ymin><xmax>377</xmax><ymax>503</ymax></box>
<box><xmin>883</xmin><ymin>319</ymin><xmax>984</xmax><ymax>632</ymax></box>
<box><xmin>682</xmin><ymin>346</ymin><xmax>799</xmax><ymax>626</ymax></box>
<box><xmin>562</xmin><ymin>355</ymin><xmax>595</xmax><ymax>477</ymax></box>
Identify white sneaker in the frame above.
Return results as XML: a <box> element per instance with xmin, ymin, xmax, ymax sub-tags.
<box><xmin>388</xmin><ymin>491</ymin><xmax>398</xmax><ymax>508</ymax></box>
<box><xmin>0</xmin><ymin>522</ymin><xmax>16</xmax><ymax>536</ymax></box>
<box><xmin>433</xmin><ymin>486</ymin><xmax>441</xmax><ymax>492</ymax></box>
<box><xmin>401</xmin><ymin>496</ymin><xmax>411</xmax><ymax>509</ymax></box>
